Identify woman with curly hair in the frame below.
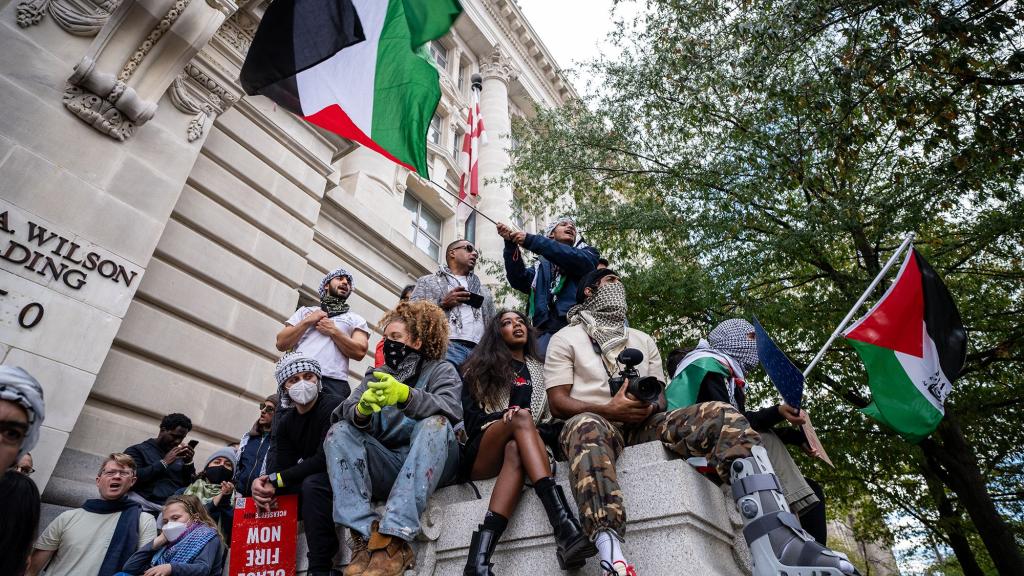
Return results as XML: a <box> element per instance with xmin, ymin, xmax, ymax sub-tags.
<box><xmin>460</xmin><ymin>310</ymin><xmax>594</xmax><ymax>575</ymax></box>
<box><xmin>116</xmin><ymin>494</ymin><xmax>223</xmax><ymax>576</ymax></box>
<box><xmin>325</xmin><ymin>300</ymin><xmax>463</xmax><ymax>576</ymax></box>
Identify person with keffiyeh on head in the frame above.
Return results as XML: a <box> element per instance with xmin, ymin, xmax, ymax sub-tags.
<box><xmin>545</xmin><ymin>272</ymin><xmax>859</xmax><ymax>576</ymax></box>
<box><xmin>0</xmin><ymin>365</ymin><xmax>45</xmax><ymax>472</ymax></box>
<box><xmin>498</xmin><ymin>216</ymin><xmax>600</xmax><ymax>358</ymax></box>
<box><xmin>276</xmin><ymin>267</ymin><xmax>370</xmax><ymax>400</ymax></box>
<box><xmin>665</xmin><ymin>319</ymin><xmax>829</xmax><ymax>545</ymax></box>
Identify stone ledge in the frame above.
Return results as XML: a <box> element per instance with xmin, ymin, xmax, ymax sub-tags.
<box><xmin>48</xmin><ymin>443</ymin><xmax>752</xmax><ymax>575</ymax></box>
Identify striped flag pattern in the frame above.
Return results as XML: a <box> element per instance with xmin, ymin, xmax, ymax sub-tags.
<box><xmin>457</xmin><ymin>90</ymin><xmax>486</xmax><ymax>227</ymax></box>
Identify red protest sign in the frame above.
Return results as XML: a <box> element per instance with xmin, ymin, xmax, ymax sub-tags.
<box><xmin>229</xmin><ymin>494</ymin><xmax>299</xmax><ymax>576</ymax></box>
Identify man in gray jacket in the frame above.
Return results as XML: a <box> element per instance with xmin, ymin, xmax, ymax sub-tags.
<box><xmin>324</xmin><ymin>300</ymin><xmax>462</xmax><ymax>576</ymax></box>
<box><xmin>410</xmin><ymin>238</ymin><xmax>495</xmax><ymax>368</ymax></box>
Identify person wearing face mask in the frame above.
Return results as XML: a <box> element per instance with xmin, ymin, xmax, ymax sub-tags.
<box><xmin>410</xmin><ymin>240</ymin><xmax>496</xmax><ymax>367</ymax></box>
<box><xmin>545</xmin><ymin>271</ymin><xmax>859</xmax><ymax>576</ymax></box>
<box><xmin>276</xmin><ymin>267</ymin><xmax>371</xmax><ymax>399</ymax></box>
<box><xmin>29</xmin><ymin>454</ymin><xmax>158</xmax><ymax>576</ymax></box>
<box><xmin>116</xmin><ymin>494</ymin><xmax>223</xmax><ymax>576</ymax></box>
<box><xmin>498</xmin><ymin>216</ymin><xmax>600</xmax><ymax>358</ymax></box>
<box><xmin>666</xmin><ymin>319</ymin><xmax>829</xmax><ymax>546</ymax></box>
<box><xmin>177</xmin><ymin>448</ymin><xmax>238</xmax><ymax>542</ymax></box>
<box><xmin>250</xmin><ymin>352</ymin><xmax>341</xmax><ymax>576</ymax></box>
<box><xmin>325</xmin><ymin>300</ymin><xmax>462</xmax><ymax>576</ymax></box>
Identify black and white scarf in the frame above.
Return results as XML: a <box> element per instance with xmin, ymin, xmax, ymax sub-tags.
<box><xmin>567</xmin><ymin>282</ymin><xmax>629</xmax><ymax>371</ymax></box>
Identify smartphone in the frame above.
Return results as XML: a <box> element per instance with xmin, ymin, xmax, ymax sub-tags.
<box><xmin>187</xmin><ymin>439</ymin><xmax>199</xmax><ymax>449</ymax></box>
<box><xmin>466</xmin><ymin>292</ymin><xmax>484</xmax><ymax>309</ymax></box>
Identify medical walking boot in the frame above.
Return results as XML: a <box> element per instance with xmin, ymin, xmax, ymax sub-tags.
<box><xmin>731</xmin><ymin>446</ymin><xmax>860</xmax><ymax>576</ymax></box>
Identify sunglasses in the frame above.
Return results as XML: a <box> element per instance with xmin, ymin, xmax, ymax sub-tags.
<box><xmin>259</xmin><ymin>404</ymin><xmax>275</xmax><ymax>414</ymax></box>
<box><xmin>451</xmin><ymin>244</ymin><xmax>476</xmax><ymax>254</ymax></box>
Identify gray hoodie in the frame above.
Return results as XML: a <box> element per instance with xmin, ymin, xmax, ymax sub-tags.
<box><xmin>333</xmin><ymin>360</ymin><xmax>463</xmax><ymax>443</ymax></box>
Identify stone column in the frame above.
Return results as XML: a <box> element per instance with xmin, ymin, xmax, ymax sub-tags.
<box><xmin>475</xmin><ymin>47</ymin><xmax>518</xmax><ymax>286</ymax></box>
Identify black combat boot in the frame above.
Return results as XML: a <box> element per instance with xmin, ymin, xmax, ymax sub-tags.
<box><xmin>534</xmin><ymin>479</ymin><xmax>598</xmax><ymax>569</ymax></box>
<box><xmin>463</xmin><ymin>523</ymin><xmax>502</xmax><ymax>576</ymax></box>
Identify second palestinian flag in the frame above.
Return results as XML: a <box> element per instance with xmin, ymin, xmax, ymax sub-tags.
<box><xmin>843</xmin><ymin>247</ymin><xmax>967</xmax><ymax>443</ymax></box>
<box><xmin>240</xmin><ymin>0</ymin><xmax>463</xmax><ymax>177</ymax></box>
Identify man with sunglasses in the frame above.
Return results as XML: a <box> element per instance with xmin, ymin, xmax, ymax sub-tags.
<box><xmin>410</xmin><ymin>239</ymin><xmax>495</xmax><ymax>367</ymax></box>
<box><xmin>233</xmin><ymin>393</ymin><xmax>277</xmax><ymax>498</ymax></box>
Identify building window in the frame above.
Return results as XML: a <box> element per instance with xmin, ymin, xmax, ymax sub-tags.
<box><xmin>403</xmin><ymin>192</ymin><xmax>442</xmax><ymax>260</ymax></box>
<box><xmin>452</xmin><ymin>129</ymin><xmax>462</xmax><ymax>158</ymax></box>
<box><xmin>458</xmin><ymin>64</ymin><xmax>467</xmax><ymax>92</ymax></box>
<box><xmin>428</xmin><ymin>114</ymin><xmax>442</xmax><ymax>145</ymax></box>
<box><xmin>430</xmin><ymin>41</ymin><xmax>448</xmax><ymax>72</ymax></box>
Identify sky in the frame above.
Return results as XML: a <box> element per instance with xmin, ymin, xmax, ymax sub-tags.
<box><xmin>515</xmin><ymin>0</ymin><xmax>640</xmax><ymax>94</ymax></box>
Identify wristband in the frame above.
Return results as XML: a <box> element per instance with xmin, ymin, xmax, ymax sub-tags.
<box><xmin>269</xmin><ymin>472</ymin><xmax>284</xmax><ymax>488</ymax></box>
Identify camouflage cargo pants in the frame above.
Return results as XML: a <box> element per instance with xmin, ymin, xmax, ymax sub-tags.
<box><xmin>558</xmin><ymin>401</ymin><xmax>760</xmax><ymax>538</ymax></box>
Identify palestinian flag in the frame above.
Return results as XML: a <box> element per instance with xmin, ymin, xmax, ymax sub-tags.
<box><xmin>240</xmin><ymin>0</ymin><xmax>463</xmax><ymax>177</ymax></box>
<box><xmin>666</xmin><ymin>350</ymin><xmax>734</xmax><ymax>411</ymax></box>
<box><xmin>843</xmin><ymin>247</ymin><xmax>967</xmax><ymax>443</ymax></box>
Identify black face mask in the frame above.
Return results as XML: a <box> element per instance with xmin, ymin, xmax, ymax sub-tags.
<box><xmin>383</xmin><ymin>338</ymin><xmax>414</xmax><ymax>369</ymax></box>
<box><xmin>204</xmin><ymin>465</ymin><xmax>233</xmax><ymax>485</ymax></box>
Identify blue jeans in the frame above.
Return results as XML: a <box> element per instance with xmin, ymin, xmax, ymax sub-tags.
<box><xmin>444</xmin><ymin>340</ymin><xmax>475</xmax><ymax>368</ymax></box>
<box><xmin>325</xmin><ymin>416</ymin><xmax>460</xmax><ymax>541</ymax></box>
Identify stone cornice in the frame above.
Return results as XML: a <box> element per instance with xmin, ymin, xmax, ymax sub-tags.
<box><xmin>478</xmin><ymin>0</ymin><xmax>575</xmax><ymax>105</ymax></box>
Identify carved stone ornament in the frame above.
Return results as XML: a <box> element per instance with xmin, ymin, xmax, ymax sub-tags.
<box><xmin>169</xmin><ymin>62</ymin><xmax>240</xmax><ymax>141</ymax></box>
<box><xmin>61</xmin><ymin>0</ymin><xmax>238</xmax><ymax>141</ymax></box>
<box><xmin>479</xmin><ymin>47</ymin><xmax>519</xmax><ymax>85</ymax></box>
<box><xmin>16</xmin><ymin>0</ymin><xmax>119</xmax><ymax>36</ymax></box>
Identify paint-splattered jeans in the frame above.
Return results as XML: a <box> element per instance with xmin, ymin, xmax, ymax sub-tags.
<box><xmin>325</xmin><ymin>415</ymin><xmax>460</xmax><ymax>541</ymax></box>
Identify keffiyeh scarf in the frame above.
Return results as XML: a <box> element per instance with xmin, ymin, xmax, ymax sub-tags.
<box><xmin>567</xmin><ymin>282</ymin><xmax>629</xmax><ymax>371</ymax></box>
<box><xmin>153</xmin><ymin>523</ymin><xmax>217</xmax><ymax>566</ymax></box>
<box><xmin>479</xmin><ymin>357</ymin><xmax>551</xmax><ymax>423</ymax></box>
<box><xmin>708</xmin><ymin>319</ymin><xmax>759</xmax><ymax>373</ymax></box>
<box><xmin>319</xmin><ymin>293</ymin><xmax>350</xmax><ymax>317</ymax></box>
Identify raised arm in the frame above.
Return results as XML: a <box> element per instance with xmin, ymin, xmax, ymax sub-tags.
<box><xmin>520</xmin><ymin>234</ymin><xmax>599</xmax><ymax>277</ymax></box>
<box><xmin>503</xmin><ymin>241</ymin><xmax>536</xmax><ymax>294</ymax></box>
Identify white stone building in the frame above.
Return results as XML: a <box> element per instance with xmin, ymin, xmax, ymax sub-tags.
<box><xmin>0</xmin><ymin>0</ymin><xmax>572</xmax><ymax>495</ymax></box>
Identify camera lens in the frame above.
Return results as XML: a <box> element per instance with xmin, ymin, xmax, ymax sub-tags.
<box><xmin>629</xmin><ymin>376</ymin><xmax>663</xmax><ymax>404</ymax></box>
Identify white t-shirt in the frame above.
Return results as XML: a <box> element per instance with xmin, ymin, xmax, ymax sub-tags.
<box><xmin>35</xmin><ymin>507</ymin><xmax>158</xmax><ymax>576</ymax></box>
<box><xmin>450</xmin><ymin>275</ymin><xmax>485</xmax><ymax>344</ymax></box>
<box><xmin>286</xmin><ymin>307</ymin><xmax>370</xmax><ymax>379</ymax></box>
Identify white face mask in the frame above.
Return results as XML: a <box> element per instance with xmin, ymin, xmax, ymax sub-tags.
<box><xmin>287</xmin><ymin>380</ymin><xmax>319</xmax><ymax>405</ymax></box>
<box><xmin>162</xmin><ymin>520</ymin><xmax>188</xmax><ymax>542</ymax></box>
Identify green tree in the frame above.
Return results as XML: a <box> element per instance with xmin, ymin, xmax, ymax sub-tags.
<box><xmin>509</xmin><ymin>0</ymin><xmax>1023</xmax><ymax>573</ymax></box>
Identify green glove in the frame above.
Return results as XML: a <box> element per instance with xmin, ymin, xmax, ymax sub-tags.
<box><xmin>370</xmin><ymin>371</ymin><xmax>411</xmax><ymax>407</ymax></box>
<box><xmin>356</xmin><ymin>388</ymin><xmax>383</xmax><ymax>416</ymax></box>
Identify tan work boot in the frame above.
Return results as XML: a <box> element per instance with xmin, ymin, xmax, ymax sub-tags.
<box><xmin>363</xmin><ymin>529</ymin><xmax>415</xmax><ymax>576</ymax></box>
<box><xmin>343</xmin><ymin>524</ymin><xmax>372</xmax><ymax>576</ymax></box>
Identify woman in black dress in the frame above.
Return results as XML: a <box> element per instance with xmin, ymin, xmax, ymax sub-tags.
<box><xmin>460</xmin><ymin>310</ymin><xmax>595</xmax><ymax>575</ymax></box>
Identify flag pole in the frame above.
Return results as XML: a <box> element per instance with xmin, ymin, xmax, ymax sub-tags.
<box><xmin>801</xmin><ymin>232</ymin><xmax>916</xmax><ymax>378</ymax></box>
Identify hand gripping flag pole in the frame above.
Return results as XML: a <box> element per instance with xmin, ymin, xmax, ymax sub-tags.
<box><xmin>802</xmin><ymin>232</ymin><xmax>917</xmax><ymax>379</ymax></box>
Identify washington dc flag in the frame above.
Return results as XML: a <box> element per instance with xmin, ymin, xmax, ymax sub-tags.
<box><xmin>240</xmin><ymin>0</ymin><xmax>462</xmax><ymax>177</ymax></box>
<box><xmin>843</xmin><ymin>248</ymin><xmax>967</xmax><ymax>443</ymax></box>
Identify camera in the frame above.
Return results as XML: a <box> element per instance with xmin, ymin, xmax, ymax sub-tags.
<box><xmin>607</xmin><ymin>348</ymin><xmax>664</xmax><ymax>405</ymax></box>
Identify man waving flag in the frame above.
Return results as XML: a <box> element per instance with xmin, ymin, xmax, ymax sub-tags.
<box><xmin>843</xmin><ymin>247</ymin><xmax>967</xmax><ymax>443</ymax></box>
<box><xmin>240</xmin><ymin>0</ymin><xmax>463</xmax><ymax>177</ymax></box>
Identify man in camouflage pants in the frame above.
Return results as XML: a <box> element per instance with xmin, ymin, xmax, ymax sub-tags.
<box><xmin>545</xmin><ymin>268</ymin><xmax>858</xmax><ymax>576</ymax></box>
